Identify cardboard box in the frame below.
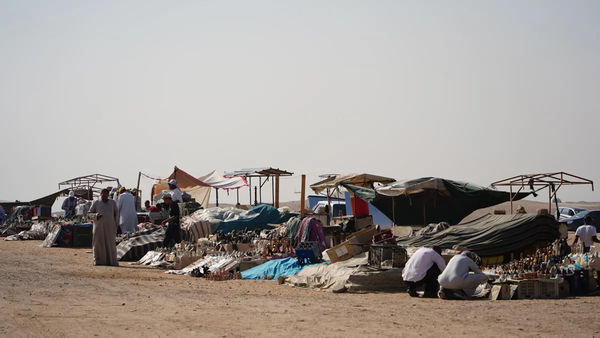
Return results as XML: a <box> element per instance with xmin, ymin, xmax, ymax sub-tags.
<box><xmin>354</xmin><ymin>215</ymin><xmax>373</xmax><ymax>230</ymax></box>
<box><xmin>347</xmin><ymin>226</ymin><xmax>376</xmax><ymax>245</ymax></box>
<box><xmin>326</xmin><ymin>240</ymin><xmax>355</xmax><ymax>263</ymax></box>
<box><xmin>174</xmin><ymin>255</ymin><xmax>201</xmax><ymax>270</ymax></box>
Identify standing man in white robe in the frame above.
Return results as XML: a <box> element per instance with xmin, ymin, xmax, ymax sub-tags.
<box><xmin>89</xmin><ymin>189</ymin><xmax>119</xmax><ymax>266</ymax></box>
<box><xmin>117</xmin><ymin>187</ymin><xmax>138</xmax><ymax>234</ymax></box>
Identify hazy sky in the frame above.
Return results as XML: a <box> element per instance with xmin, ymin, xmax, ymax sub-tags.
<box><xmin>1</xmin><ymin>0</ymin><xmax>599</xmax><ymax>208</ymax></box>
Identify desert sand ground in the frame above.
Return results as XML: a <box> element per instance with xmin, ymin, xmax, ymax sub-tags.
<box><xmin>1</xmin><ymin>240</ymin><xmax>600</xmax><ymax>337</ymax></box>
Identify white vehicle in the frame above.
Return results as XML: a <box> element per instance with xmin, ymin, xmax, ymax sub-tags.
<box><xmin>312</xmin><ymin>200</ymin><xmax>347</xmax><ymax>217</ymax></box>
<box><xmin>558</xmin><ymin>207</ymin><xmax>587</xmax><ymax>220</ymax></box>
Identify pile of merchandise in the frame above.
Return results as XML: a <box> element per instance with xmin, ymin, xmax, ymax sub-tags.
<box><xmin>484</xmin><ymin>239</ymin><xmax>573</xmax><ymax>279</ymax></box>
<box><xmin>482</xmin><ymin>239</ymin><xmax>600</xmax><ymax>298</ymax></box>
<box><xmin>3</xmin><ymin>221</ymin><xmax>53</xmax><ymax>241</ymax></box>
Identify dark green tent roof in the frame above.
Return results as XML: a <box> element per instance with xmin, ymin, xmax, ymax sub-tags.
<box><xmin>343</xmin><ymin>177</ymin><xmax>530</xmax><ymax>225</ymax></box>
<box><xmin>395</xmin><ymin>213</ymin><xmax>559</xmax><ymax>257</ymax></box>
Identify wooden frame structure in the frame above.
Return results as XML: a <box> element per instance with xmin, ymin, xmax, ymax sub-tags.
<box><xmin>490</xmin><ymin>172</ymin><xmax>594</xmax><ymax>215</ymax></box>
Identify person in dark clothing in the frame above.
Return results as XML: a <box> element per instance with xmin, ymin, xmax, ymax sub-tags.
<box><xmin>161</xmin><ymin>195</ymin><xmax>181</xmax><ymax>248</ymax></box>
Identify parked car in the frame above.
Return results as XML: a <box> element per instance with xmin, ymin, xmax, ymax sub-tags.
<box><xmin>560</xmin><ymin>210</ymin><xmax>600</xmax><ymax>231</ymax></box>
<box><xmin>311</xmin><ymin>200</ymin><xmax>346</xmax><ymax>217</ymax></box>
<box><xmin>558</xmin><ymin>207</ymin><xmax>588</xmax><ymax>221</ymax></box>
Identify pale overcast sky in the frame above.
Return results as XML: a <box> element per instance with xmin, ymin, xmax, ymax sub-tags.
<box><xmin>1</xmin><ymin>1</ymin><xmax>599</xmax><ymax>207</ymax></box>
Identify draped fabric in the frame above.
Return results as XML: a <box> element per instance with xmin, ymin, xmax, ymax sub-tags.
<box><xmin>117</xmin><ymin>227</ymin><xmax>166</xmax><ymax>261</ymax></box>
<box><xmin>151</xmin><ymin>167</ymin><xmax>211</xmax><ymax>208</ymax></box>
<box><xmin>198</xmin><ymin>170</ymin><xmax>248</xmax><ymax>190</ymax></box>
<box><xmin>296</xmin><ymin>217</ymin><xmax>328</xmax><ymax>252</ymax></box>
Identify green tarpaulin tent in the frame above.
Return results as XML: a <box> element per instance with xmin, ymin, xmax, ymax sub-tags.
<box><xmin>343</xmin><ymin>177</ymin><xmax>530</xmax><ymax>225</ymax></box>
<box><xmin>395</xmin><ymin>213</ymin><xmax>559</xmax><ymax>257</ymax></box>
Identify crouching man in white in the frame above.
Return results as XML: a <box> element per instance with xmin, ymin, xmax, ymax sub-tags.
<box><xmin>438</xmin><ymin>251</ymin><xmax>487</xmax><ymax>300</ymax></box>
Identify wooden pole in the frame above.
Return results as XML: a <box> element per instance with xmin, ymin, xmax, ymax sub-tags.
<box><xmin>300</xmin><ymin>174</ymin><xmax>306</xmax><ymax>217</ymax></box>
<box><xmin>136</xmin><ymin>171</ymin><xmax>141</xmax><ymax>211</ymax></box>
<box><xmin>271</xmin><ymin>176</ymin><xmax>275</xmax><ymax>206</ymax></box>
<box><xmin>275</xmin><ymin>175</ymin><xmax>280</xmax><ymax>208</ymax></box>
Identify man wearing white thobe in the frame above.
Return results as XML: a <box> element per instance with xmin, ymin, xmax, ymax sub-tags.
<box><xmin>89</xmin><ymin>189</ymin><xmax>119</xmax><ymax>266</ymax></box>
<box><xmin>117</xmin><ymin>188</ymin><xmax>138</xmax><ymax>234</ymax></box>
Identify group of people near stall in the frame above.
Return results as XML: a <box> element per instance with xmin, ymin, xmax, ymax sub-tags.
<box><xmin>402</xmin><ymin>214</ymin><xmax>600</xmax><ymax>300</ymax></box>
<box><xmin>402</xmin><ymin>246</ymin><xmax>487</xmax><ymax>300</ymax></box>
<box><xmin>65</xmin><ymin>179</ymin><xmax>183</xmax><ymax>267</ymax></box>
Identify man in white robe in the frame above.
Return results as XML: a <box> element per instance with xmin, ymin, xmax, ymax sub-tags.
<box><xmin>89</xmin><ymin>189</ymin><xmax>119</xmax><ymax>266</ymax></box>
<box><xmin>117</xmin><ymin>187</ymin><xmax>138</xmax><ymax>234</ymax></box>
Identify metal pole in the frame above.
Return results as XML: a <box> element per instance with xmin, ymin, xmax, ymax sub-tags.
<box><xmin>216</xmin><ymin>188</ymin><xmax>219</xmax><ymax>207</ymax></box>
<box><xmin>254</xmin><ymin>186</ymin><xmax>258</xmax><ymax>205</ymax></box>
<box><xmin>248</xmin><ymin>177</ymin><xmax>252</xmax><ymax>205</ymax></box>
<box><xmin>271</xmin><ymin>176</ymin><xmax>275</xmax><ymax>206</ymax></box>
<box><xmin>300</xmin><ymin>174</ymin><xmax>306</xmax><ymax>217</ymax></box>
<box><xmin>327</xmin><ymin>188</ymin><xmax>331</xmax><ymax>226</ymax></box>
<box><xmin>236</xmin><ymin>188</ymin><xmax>239</xmax><ymax>205</ymax></box>
<box><xmin>510</xmin><ymin>185</ymin><xmax>513</xmax><ymax>214</ymax></box>
<box><xmin>259</xmin><ymin>177</ymin><xmax>262</xmax><ymax>204</ymax></box>
<box><xmin>548</xmin><ymin>184</ymin><xmax>551</xmax><ymax>214</ymax></box>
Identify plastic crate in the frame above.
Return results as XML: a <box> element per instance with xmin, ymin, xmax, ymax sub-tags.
<box><xmin>368</xmin><ymin>244</ymin><xmax>407</xmax><ymax>269</ymax></box>
<box><xmin>372</xmin><ymin>230</ymin><xmax>395</xmax><ymax>244</ymax></box>
<box><xmin>72</xmin><ymin>224</ymin><xmax>93</xmax><ymax>247</ymax></box>
<box><xmin>538</xmin><ymin>279</ymin><xmax>560</xmax><ymax>299</ymax></box>
<box><xmin>517</xmin><ymin>280</ymin><xmax>539</xmax><ymax>299</ymax></box>
<box><xmin>295</xmin><ymin>241</ymin><xmax>322</xmax><ymax>265</ymax></box>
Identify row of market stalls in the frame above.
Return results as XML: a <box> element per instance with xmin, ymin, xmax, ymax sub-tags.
<box><xmin>145</xmin><ymin>166</ymin><xmax>293</xmax><ymax>208</ymax></box>
<box><xmin>1</xmin><ymin>169</ymin><xmax>597</xmax><ymax>299</ymax></box>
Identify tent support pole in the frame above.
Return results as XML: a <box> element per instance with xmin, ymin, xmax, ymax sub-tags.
<box><xmin>271</xmin><ymin>176</ymin><xmax>275</xmax><ymax>206</ymax></box>
<box><xmin>136</xmin><ymin>171</ymin><xmax>141</xmax><ymax>211</ymax></box>
<box><xmin>327</xmin><ymin>188</ymin><xmax>331</xmax><ymax>226</ymax></box>
<box><xmin>510</xmin><ymin>185</ymin><xmax>513</xmax><ymax>214</ymax></box>
<box><xmin>248</xmin><ymin>177</ymin><xmax>252</xmax><ymax>205</ymax></box>
<box><xmin>236</xmin><ymin>188</ymin><xmax>239</xmax><ymax>205</ymax></box>
<box><xmin>275</xmin><ymin>175</ymin><xmax>280</xmax><ymax>208</ymax></box>
<box><xmin>548</xmin><ymin>185</ymin><xmax>551</xmax><ymax>214</ymax></box>
<box><xmin>216</xmin><ymin>188</ymin><xmax>219</xmax><ymax>207</ymax></box>
<box><xmin>300</xmin><ymin>174</ymin><xmax>306</xmax><ymax>218</ymax></box>
<box><xmin>259</xmin><ymin>177</ymin><xmax>262</xmax><ymax>204</ymax></box>
<box><xmin>392</xmin><ymin>196</ymin><xmax>396</xmax><ymax>227</ymax></box>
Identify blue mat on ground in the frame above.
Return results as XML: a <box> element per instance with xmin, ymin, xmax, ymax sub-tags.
<box><xmin>242</xmin><ymin>257</ymin><xmax>327</xmax><ymax>280</ymax></box>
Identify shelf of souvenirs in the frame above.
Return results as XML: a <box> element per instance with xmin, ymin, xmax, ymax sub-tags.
<box><xmin>483</xmin><ymin>239</ymin><xmax>599</xmax><ymax>282</ymax></box>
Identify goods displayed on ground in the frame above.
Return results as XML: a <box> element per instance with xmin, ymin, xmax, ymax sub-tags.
<box><xmin>1</xmin><ymin>170</ymin><xmax>598</xmax><ymax>302</ymax></box>
<box><xmin>482</xmin><ymin>240</ymin><xmax>600</xmax><ymax>299</ymax></box>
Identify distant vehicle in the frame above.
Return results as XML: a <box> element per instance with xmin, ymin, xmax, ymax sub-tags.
<box><xmin>558</xmin><ymin>207</ymin><xmax>588</xmax><ymax>221</ymax></box>
<box><xmin>560</xmin><ymin>210</ymin><xmax>600</xmax><ymax>231</ymax></box>
<box><xmin>312</xmin><ymin>200</ymin><xmax>346</xmax><ymax>217</ymax></box>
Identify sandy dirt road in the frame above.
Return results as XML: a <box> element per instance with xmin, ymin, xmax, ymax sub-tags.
<box><xmin>1</xmin><ymin>240</ymin><xmax>599</xmax><ymax>337</ymax></box>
